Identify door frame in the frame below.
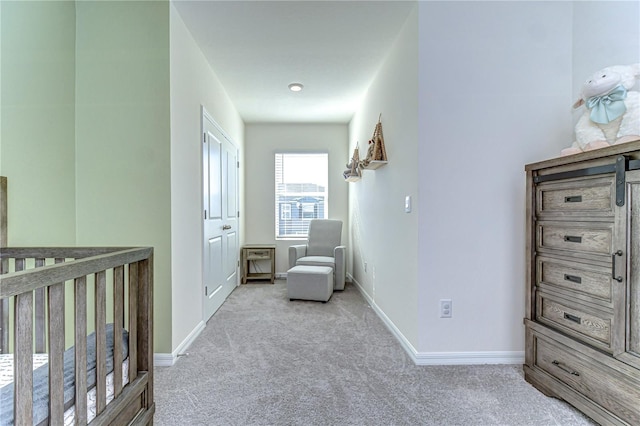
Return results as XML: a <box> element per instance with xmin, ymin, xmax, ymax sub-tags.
<box><xmin>201</xmin><ymin>106</ymin><xmax>240</xmax><ymax>322</ymax></box>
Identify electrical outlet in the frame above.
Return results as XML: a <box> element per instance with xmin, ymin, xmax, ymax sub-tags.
<box><xmin>440</xmin><ymin>299</ymin><xmax>452</xmax><ymax>318</ymax></box>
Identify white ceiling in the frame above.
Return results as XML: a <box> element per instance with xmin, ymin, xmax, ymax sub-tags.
<box><xmin>172</xmin><ymin>0</ymin><xmax>416</xmax><ymax>123</ymax></box>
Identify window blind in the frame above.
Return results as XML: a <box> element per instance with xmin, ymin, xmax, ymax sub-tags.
<box><xmin>275</xmin><ymin>153</ymin><xmax>328</xmax><ymax>239</ymax></box>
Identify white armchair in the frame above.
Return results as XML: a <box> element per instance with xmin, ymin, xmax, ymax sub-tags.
<box><xmin>288</xmin><ymin>219</ymin><xmax>346</xmax><ymax>290</ymax></box>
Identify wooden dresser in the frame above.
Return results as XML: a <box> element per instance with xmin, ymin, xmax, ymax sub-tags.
<box><xmin>524</xmin><ymin>140</ymin><xmax>640</xmax><ymax>425</ymax></box>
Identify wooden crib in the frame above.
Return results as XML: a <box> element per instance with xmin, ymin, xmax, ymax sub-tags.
<box><xmin>0</xmin><ymin>177</ymin><xmax>154</xmax><ymax>425</ymax></box>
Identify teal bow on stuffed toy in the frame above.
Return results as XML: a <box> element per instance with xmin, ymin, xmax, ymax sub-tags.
<box><xmin>586</xmin><ymin>85</ymin><xmax>628</xmax><ymax>124</ymax></box>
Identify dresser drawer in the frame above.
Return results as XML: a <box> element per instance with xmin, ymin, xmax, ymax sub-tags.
<box><xmin>537</xmin><ymin>256</ymin><xmax>612</xmax><ymax>304</ymax></box>
<box><xmin>536</xmin><ymin>291</ymin><xmax>612</xmax><ymax>352</ymax></box>
<box><xmin>533</xmin><ymin>334</ymin><xmax>640</xmax><ymax>425</ymax></box>
<box><xmin>536</xmin><ymin>176</ymin><xmax>614</xmax><ymax>217</ymax></box>
<box><xmin>537</xmin><ymin>221</ymin><xmax>613</xmax><ymax>257</ymax></box>
<box><xmin>245</xmin><ymin>249</ymin><xmax>272</xmax><ymax>260</ymax></box>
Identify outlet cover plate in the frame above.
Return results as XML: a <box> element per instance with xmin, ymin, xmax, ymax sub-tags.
<box><xmin>440</xmin><ymin>299</ymin><xmax>452</xmax><ymax>318</ymax></box>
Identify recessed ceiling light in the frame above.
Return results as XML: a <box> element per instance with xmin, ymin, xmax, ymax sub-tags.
<box><xmin>288</xmin><ymin>83</ymin><xmax>304</xmax><ymax>92</ymax></box>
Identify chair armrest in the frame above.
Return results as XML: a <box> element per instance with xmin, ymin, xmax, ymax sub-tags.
<box><xmin>288</xmin><ymin>245</ymin><xmax>307</xmax><ymax>269</ymax></box>
<box><xmin>334</xmin><ymin>246</ymin><xmax>346</xmax><ymax>290</ymax></box>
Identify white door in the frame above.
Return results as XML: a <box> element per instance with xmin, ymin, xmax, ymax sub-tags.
<box><xmin>202</xmin><ymin>110</ymin><xmax>239</xmax><ymax>321</ymax></box>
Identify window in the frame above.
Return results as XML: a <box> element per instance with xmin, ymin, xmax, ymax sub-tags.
<box><xmin>275</xmin><ymin>153</ymin><xmax>328</xmax><ymax>239</ymax></box>
<box><xmin>281</xmin><ymin>203</ymin><xmax>291</xmax><ymax>220</ymax></box>
<box><xmin>301</xmin><ymin>203</ymin><xmax>316</xmax><ymax>219</ymax></box>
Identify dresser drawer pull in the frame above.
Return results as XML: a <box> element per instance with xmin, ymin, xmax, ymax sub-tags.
<box><xmin>564</xmin><ymin>196</ymin><xmax>583</xmax><ymax>203</ymax></box>
<box><xmin>564</xmin><ymin>312</ymin><xmax>582</xmax><ymax>324</ymax></box>
<box><xmin>564</xmin><ymin>235</ymin><xmax>582</xmax><ymax>243</ymax></box>
<box><xmin>564</xmin><ymin>274</ymin><xmax>582</xmax><ymax>284</ymax></box>
<box><xmin>552</xmin><ymin>360</ymin><xmax>580</xmax><ymax>376</ymax></box>
<box><xmin>612</xmin><ymin>250</ymin><xmax>623</xmax><ymax>282</ymax></box>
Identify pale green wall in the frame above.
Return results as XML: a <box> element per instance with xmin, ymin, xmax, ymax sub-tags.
<box><xmin>1</xmin><ymin>1</ymin><xmax>173</xmax><ymax>353</ymax></box>
<box><xmin>0</xmin><ymin>1</ymin><xmax>76</xmax><ymax>246</ymax></box>
<box><xmin>0</xmin><ymin>0</ymin><xmax>2</xmax><ymax>158</ymax></box>
<box><xmin>74</xmin><ymin>0</ymin><xmax>172</xmax><ymax>353</ymax></box>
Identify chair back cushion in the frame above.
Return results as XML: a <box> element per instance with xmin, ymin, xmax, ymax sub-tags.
<box><xmin>306</xmin><ymin>219</ymin><xmax>342</xmax><ymax>257</ymax></box>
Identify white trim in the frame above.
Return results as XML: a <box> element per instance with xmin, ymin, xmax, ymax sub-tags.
<box><xmin>414</xmin><ymin>350</ymin><xmax>524</xmax><ymax>365</ymax></box>
<box><xmin>154</xmin><ymin>320</ymin><xmax>206</xmax><ymax>367</ymax></box>
<box><xmin>350</xmin><ymin>274</ymin><xmax>418</xmax><ymax>360</ymax></box>
<box><xmin>275</xmin><ymin>272</ymin><xmax>287</xmax><ymax>279</ymax></box>
<box><xmin>202</xmin><ymin>106</ymin><xmax>234</xmax><ymax>144</ymax></box>
<box><xmin>348</xmin><ymin>274</ymin><xmax>524</xmax><ymax>366</ymax></box>
<box><xmin>153</xmin><ymin>353</ymin><xmax>175</xmax><ymax>367</ymax></box>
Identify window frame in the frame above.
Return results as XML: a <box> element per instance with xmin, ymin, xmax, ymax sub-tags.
<box><xmin>275</xmin><ymin>152</ymin><xmax>329</xmax><ymax>240</ymax></box>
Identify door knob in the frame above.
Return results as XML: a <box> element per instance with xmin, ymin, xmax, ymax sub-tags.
<box><xmin>222</xmin><ymin>225</ymin><xmax>231</xmax><ymax>230</ymax></box>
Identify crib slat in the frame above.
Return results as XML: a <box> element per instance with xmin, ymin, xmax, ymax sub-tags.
<box><xmin>5</xmin><ymin>258</ymin><xmax>26</xmax><ymax>360</ymax></box>
<box><xmin>14</xmin><ymin>257</ymin><xmax>28</xmax><ymax>425</ymax></box>
<box><xmin>35</xmin><ymin>258</ymin><xmax>46</xmax><ymax>353</ymax></box>
<box><xmin>15</xmin><ymin>258</ymin><xmax>25</xmax><ymax>272</ymax></box>
<box><xmin>48</xmin><ymin>281</ymin><xmax>65</xmax><ymax>424</ymax></box>
<box><xmin>113</xmin><ymin>265</ymin><xmax>124</xmax><ymax>397</ymax></box>
<box><xmin>74</xmin><ymin>276</ymin><xmax>88</xmax><ymax>425</ymax></box>
<box><xmin>14</xmin><ymin>291</ymin><xmax>33</xmax><ymax>426</ymax></box>
<box><xmin>0</xmin><ymin>177</ymin><xmax>5</xmax><ymax>354</ymax></box>
<box><xmin>0</xmin><ymin>177</ymin><xmax>6</xmax><ymax>248</ymax></box>
<box><xmin>0</xmin><ymin>175</ymin><xmax>5</xmax><ymax>304</ymax></box>
<box><xmin>0</xmin><ymin>247</ymin><xmax>152</xmax><ymax>299</ymax></box>
<box><xmin>0</xmin><ymin>258</ymin><xmax>8</xmax><ymax>353</ymax></box>
<box><xmin>0</xmin><ymin>298</ymin><xmax>7</xmax><ymax>353</ymax></box>
<box><xmin>0</xmin><ymin>247</ymin><xmax>153</xmax><ymax>425</ymax></box>
<box><xmin>137</xmin><ymin>256</ymin><xmax>154</xmax><ymax>404</ymax></box>
<box><xmin>95</xmin><ymin>270</ymin><xmax>107</xmax><ymax>414</ymax></box>
<box><xmin>128</xmin><ymin>262</ymin><xmax>138</xmax><ymax>383</ymax></box>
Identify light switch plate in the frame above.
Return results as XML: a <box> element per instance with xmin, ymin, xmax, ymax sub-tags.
<box><xmin>405</xmin><ymin>195</ymin><xmax>412</xmax><ymax>213</ymax></box>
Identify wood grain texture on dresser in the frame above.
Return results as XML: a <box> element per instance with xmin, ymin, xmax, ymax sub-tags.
<box><xmin>537</xmin><ymin>221</ymin><xmax>614</xmax><ymax>256</ymax></box>
<box><xmin>537</xmin><ymin>256</ymin><xmax>613</xmax><ymax>304</ymax></box>
<box><xmin>536</xmin><ymin>176</ymin><xmax>615</xmax><ymax>217</ymax></box>
<box><xmin>525</xmin><ymin>141</ymin><xmax>640</xmax><ymax>425</ymax></box>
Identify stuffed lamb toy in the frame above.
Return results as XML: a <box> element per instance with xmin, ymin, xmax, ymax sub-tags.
<box><xmin>561</xmin><ymin>63</ymin><xmax>640</xmax><ymax>156</ymax></box>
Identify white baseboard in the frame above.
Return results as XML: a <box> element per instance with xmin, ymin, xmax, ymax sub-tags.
<box><xmin>154</xmin><ymin>353</ymin><xmax>175</xmax><ymax>367</ymax></box>
<box><xmin>154</xmin><ymin>320</ymin><xmax>206</xmax><ymax>367</ymax></box>
<box><xmin>348</xmin><ymin>275</ymin><xmax>524</xmax><ymax>366</ymax></box>
<box><xmin>275</xmin><ymin>272</ymin><xmax>287</xmax><ymax>279</ymax></box>
<box><xmin>414</xmin><ymin>350</ymin><xmax>524</xmax><ymax>365</ymax></box>
<box><xmin>154</xmin><ymin>280</ymin><xmax>525</xmax><ymax>367</ymax></box>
